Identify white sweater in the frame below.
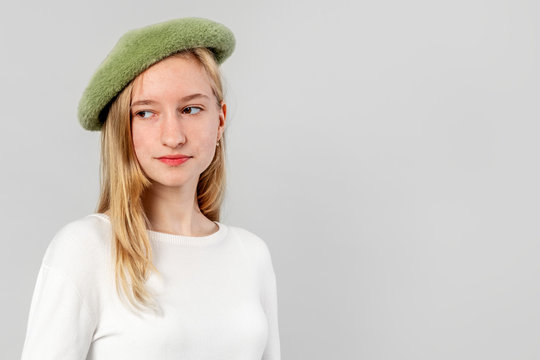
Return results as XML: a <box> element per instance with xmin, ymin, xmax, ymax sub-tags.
<box><xmin>21</xmin><ymin>213</ymin><xmax>281</xmax><ymax>360</ymax></box>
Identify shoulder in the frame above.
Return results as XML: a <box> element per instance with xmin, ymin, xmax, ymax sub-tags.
<box><xmin>42</xmin><ymin>213</ymin><xmax>112</xmax><ymax>272</ymax></box>
<box><xmin>225</xmin><ymin>224</ymin><xmax>274</xmax><ymax>265</ymax></box>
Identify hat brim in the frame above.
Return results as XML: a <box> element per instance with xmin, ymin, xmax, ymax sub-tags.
<box><xmin>77</xmin><ymin>17</ymin><xmax>235</xmax><ymax>131</ymax></box>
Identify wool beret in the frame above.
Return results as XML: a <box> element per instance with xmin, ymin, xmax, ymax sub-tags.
<box><xmin>77</xmin><ymin>17</ymin><xmax>235</xmax><ymax>131</ymax></box>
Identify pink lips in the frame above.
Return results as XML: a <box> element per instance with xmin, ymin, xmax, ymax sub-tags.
<box><xmin>157</xmin><ymin>155</ymin><xmax>191</xmax><ymax>166</ymax></box>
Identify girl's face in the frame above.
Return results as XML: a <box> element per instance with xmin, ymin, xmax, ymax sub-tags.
<box><xmin>130</xmin><ymin>55</ymin><xmax>226</xmax><ymax>189</ymax></box>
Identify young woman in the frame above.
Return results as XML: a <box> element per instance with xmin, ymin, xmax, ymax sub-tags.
<box><xmin>21</xmin><ymin>17</ymin><xmax>281</xmax><ymax>359</ymax></box>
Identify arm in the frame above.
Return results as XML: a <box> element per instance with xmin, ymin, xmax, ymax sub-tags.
<box><xmin>21</xmin><ymin>263</ymin><xmax>96</xmax><ymax>360</ymax></box>
<box><xmin>261</xmin><ymin>247</ymin><xmax>281</xmax><ymax>360</ymax></box>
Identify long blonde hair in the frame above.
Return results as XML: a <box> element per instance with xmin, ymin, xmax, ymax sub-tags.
<box><xmin>96</xmin><ymin>48</ymin><xmax>226</xmax><ymax>313</ymax></box>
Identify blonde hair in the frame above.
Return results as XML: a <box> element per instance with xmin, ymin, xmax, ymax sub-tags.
<box><xmin>96</xmin><ymin>47</ymin><xmax>227</xmax><ymax>313</ymax></box>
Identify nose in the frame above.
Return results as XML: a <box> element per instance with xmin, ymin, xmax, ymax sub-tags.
<box><xmin>160</xmin><ymin>110</ymin><xmax>186</xmax><ymax>148</ymax></box>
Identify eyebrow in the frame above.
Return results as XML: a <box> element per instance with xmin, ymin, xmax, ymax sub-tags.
<box><xmin>131</xmin><ymin>93</ymin><xmax>210</xmax><ymax>107</ymax></box>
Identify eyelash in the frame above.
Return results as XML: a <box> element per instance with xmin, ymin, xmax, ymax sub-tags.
<box><xmin>134</xmin><ymin>107</ymin><xmax>202</xmax><ymax>118</ymax></box>
<box><xmin>182</xmin><ymin>106</ymin><xmax>202</xmax><ymax>115</ymax></box>
<box><xmin>135</xmin><ymin>110</ymin><xmax>153</xmax><ymax>119</ymax></box>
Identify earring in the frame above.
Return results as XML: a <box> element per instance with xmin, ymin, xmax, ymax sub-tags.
<box><xmin>216</xmin><ymin>139</ymin><xmax>220</xmax><ymax>147</ymax></box>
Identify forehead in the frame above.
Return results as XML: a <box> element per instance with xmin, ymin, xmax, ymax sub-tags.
<box><xmin>131</xmin><ymin>55</ymin><xmax>213</xmax><ymax>99</ymax></box>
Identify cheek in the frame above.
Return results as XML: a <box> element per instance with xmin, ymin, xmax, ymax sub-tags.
<box><xmin>193</xmin><ymin>120</ymin><xmax>218</xmax><ymax>150</ymax></box>
<box><xmin>201</xmin><ymin>133</ymin><xmax>216</xmax><ymax>148</ymax></box>
<box><xmin>131</xmin><ymin>124</ymin><xmax>150</xmax><ymax>158</ymax></box>
<box><xmin>199</xmin><ymin>130</ymin><xmax>218</xmax><ymax>156</ymax></box>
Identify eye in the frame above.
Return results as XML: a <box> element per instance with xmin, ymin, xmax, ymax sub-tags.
<box><xmin>135</xmin><ymin>110</ymin><xmax>154</xmax><ymax>119</ymax></box>
<box><xmin>182</xmin><ymin>107</ymin><xmax>202</xmax><ymax>115</ymax></box>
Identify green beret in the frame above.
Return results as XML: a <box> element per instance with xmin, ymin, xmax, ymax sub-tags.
<box><xmin>77</xmin><ymin>17</ymin><xmax>235</xmax><ymax>131</ymax></box>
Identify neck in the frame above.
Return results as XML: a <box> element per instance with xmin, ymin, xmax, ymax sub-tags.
<box><xmin>140</xmin><ymin>180</ymin><xmax>217</xmax><ymax>237</ymax></box>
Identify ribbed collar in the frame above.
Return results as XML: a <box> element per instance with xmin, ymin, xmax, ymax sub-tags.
<box><xmin>90</xmin><ymin>213</ymin><xmax>228</xmax><ymax>247</ymax></box>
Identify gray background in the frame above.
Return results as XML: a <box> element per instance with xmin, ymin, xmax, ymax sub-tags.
<box><xmin>2</xmin><ymin>0</ymin><xmax>539</xmax><ymax>359</ymax></box>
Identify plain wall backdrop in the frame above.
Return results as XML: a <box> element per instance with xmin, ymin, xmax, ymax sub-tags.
<box><xmin>2</xmin><ymin>0</ymin><xmax>539</xmax><ymax>359</ymax></box>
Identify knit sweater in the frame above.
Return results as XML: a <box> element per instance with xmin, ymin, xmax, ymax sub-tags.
<box><xmin>21</xmin><ymin>213</ymin><xmax>281</xmax><ymax>359</ymax></box>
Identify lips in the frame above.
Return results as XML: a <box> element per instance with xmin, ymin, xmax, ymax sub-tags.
<box><xmin>157</xmin><ymin>155</ymin><xmax>192</xmax><ymax>166</ymax></box>
<box><xmin>158</xmin><ymin>155</ymin><xmax>191</xmax><ymax>159</ymax></box>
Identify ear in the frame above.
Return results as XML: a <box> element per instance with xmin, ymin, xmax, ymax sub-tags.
<box><xmin>217</xmin><ymin>101</ymin><xmax>227</xmax><ymax>141</ymax></box>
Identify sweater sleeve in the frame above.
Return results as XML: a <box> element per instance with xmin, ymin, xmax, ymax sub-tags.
<box><xmin>21</xmin><ymin>263</ymin><xmax>96</xmax><ymax>360</ymax></box>
<box><xmin>261</xmin><ymin>246</ymin><xmax>281</xmax><ymax>360</ymax></box>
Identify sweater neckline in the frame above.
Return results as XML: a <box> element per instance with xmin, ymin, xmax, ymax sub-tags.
<box><xmin>90</xmin><ymin>213</ymin><xmax>228</xmax><ymax>247</ymax></box>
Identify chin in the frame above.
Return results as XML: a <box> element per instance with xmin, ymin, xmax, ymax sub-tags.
<box><xmin>148</xmin><ymin>174</ymin><xmax>196</xmax><ymax>188</ymax></box>
<box><xmin>151</xmin><ymin>180</ymin><xmax>187</xmax><ymax>188</ymax></box>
